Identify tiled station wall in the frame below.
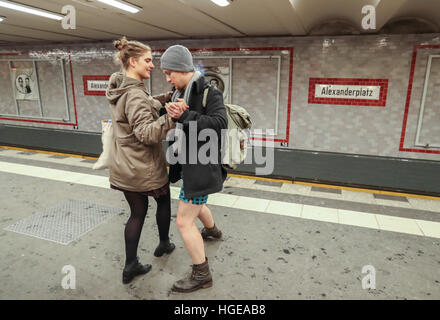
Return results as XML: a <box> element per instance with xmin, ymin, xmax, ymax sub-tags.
<box><xmin>0</xmin><ymin>34</ymin><xmax>439</xmax><ymax>161</ymax></box>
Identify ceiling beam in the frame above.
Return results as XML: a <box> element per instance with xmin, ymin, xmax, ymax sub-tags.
<box><xmin>261</xmin><ymin>0</ymin><xmax>307</xmax><ymax>35</ymax></box>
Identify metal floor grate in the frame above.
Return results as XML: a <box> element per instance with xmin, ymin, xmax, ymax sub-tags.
<box><xmin>4</xmin><ymin>199</ymin><xmax>123</xmax><ymax>245</ymax></box>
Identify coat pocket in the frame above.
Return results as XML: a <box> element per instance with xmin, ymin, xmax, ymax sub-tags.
<box><xmin>117</xmin><ymin>135</ymin><xmax>138</xmax><ymax>145</ymax></box>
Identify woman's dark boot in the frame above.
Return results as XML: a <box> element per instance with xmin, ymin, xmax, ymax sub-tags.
<box><xmin>201</xmin><ymin>224</ymin><xmax>222</xmax><ymax>240</ymax></box>
<box><xmin>122</xmin><ymin>257</ymin><xmax>152</xmax><ymax>284</ymax></box>
<box><xmin>172</xmin><ymin>258</ymin><xmax>213</xmax><ymax>293</ymax></box>
<box><xmin>154</xmin><ymin>240</ymin><xmax>176</xmax><ymax>257</ymax></box>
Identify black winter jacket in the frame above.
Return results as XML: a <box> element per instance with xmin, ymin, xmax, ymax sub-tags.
<box><xmin>168</xmin><ymin>75</ymin><xmax>228</xmax><ymax>198</ymax></box>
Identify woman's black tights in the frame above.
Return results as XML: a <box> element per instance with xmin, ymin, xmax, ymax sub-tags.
<box><xmin>123</xmin><ymin>191</ymin><xmax>171</xmax><ymax>264</ymax></box>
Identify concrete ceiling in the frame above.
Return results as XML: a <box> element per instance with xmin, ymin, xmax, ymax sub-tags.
<box><xmin>0</xmin><ymin>0</ymin><xmax>439</xmax><ymax>45</ymax></box>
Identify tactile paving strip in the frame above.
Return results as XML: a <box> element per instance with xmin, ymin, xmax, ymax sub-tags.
<box><xmin>4</xmin><ymin>199</ymin><xmax>124</xmax><ymax>245</ymax></box>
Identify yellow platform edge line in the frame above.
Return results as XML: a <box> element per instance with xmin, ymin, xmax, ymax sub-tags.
<box><xmin>0</xmin><ymin>145</ymin><xmax>98</xmax><ymax>161</ymax></box>
<box><xmin>1</xmin><ymin>145</ymin><xmax>439</xmax><ymax>201</ymax></box>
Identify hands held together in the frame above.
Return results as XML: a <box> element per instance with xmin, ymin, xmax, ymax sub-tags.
<box><xmin>165</xmin><ymin>99</ymin><xmax>189</xmax><ymax>120</ymax></box>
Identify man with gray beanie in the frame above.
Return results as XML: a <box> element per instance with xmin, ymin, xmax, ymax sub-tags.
<box><xmin>161</xmin><ymin>44</ymin><xmax>227</xmax><ymax>293</ymax></box>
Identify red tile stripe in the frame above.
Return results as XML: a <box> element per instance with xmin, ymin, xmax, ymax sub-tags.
<box><xmin>69</xmin><ymin>53</ymin><xmax>79</xmax><ymax>127</ymax></box>
<box><xmin>0</xmin><ymin>52</ymin><xmax>29</xmax><ymax>56</ymax></box>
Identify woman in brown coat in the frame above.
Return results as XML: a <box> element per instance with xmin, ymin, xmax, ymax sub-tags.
<box><xmin>106</xmin><ymin>37</ymin><xmax>186</xmax><ymax>284</ymax></box>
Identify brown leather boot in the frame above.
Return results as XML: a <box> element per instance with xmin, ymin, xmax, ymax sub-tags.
<box><xmin>200</xmin><ymin>224</ymin><xmax>222</xmax><ymax>240</ymax></box>
<box><xmin>172</xmin><ymin>258</ymin><xmax>213</xmax><ymax>293</ymax></box>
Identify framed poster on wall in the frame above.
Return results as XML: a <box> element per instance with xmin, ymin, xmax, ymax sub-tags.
<box><xmin>11</xmin><ymin>67</ymin><xmax>40</xmax><ymax>101</ymax></box>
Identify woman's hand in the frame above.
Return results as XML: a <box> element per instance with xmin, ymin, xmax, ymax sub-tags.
<box><xmin>166</xmin><ymin>91</ymin><xmax>173</xmax><ymax>102</ymax></box>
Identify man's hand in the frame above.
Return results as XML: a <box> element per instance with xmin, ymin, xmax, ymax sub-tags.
<box><xmin>165</xmin><ymin>99</ymin><xmax>189</xmax><ymax>120</ymax></box>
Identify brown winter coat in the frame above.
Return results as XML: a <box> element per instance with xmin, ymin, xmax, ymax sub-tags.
<box><xmin>106</xmin><ymin>72</ymin><xmax>175</xmax><ymax>192</ymax></box>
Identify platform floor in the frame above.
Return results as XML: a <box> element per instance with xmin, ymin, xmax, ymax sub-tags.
<box><xmin>0</xmin><ymin>147</ymin><xmax>439</xmax><ymax>300</ymax></box>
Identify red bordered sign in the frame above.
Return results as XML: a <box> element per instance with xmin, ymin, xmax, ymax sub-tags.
<box><xmin>308</xmin><ymin>78</ymin><xmax>388</xmax><ymax>107</ymax></box>
<box><xmin>83</xmin><ymin>75</ymin><xmax>110</xmax><ymax>96</ymax></box>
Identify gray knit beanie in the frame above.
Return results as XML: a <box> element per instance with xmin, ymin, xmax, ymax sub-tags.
<box><xmin>160</xmin><ymin>45</ymin><xmax>194</xmax><ymax>72</ymax></box>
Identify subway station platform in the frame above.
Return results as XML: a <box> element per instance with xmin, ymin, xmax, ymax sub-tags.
<box><xmin>0</xmin><ymin>146</ymin><xmax>439</xmax><ymax>300</ymax></box>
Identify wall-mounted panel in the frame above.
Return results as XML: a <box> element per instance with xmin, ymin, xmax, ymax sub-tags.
<box><xmin>0</xmin><ymin>53</ymin><xmax>77</xmax><ymax>127</ymax></box>
<box><xmin>400</xmin><ymin>45</ymin><xmax>440</xmax><ymax>155</ymax></box>
<box><xmin>415</xmin><ymin>56</ymin><xmax>440</xmax><ymax>148</ymax></box>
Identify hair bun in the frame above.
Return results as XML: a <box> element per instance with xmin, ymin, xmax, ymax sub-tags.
<box><xmin>112</xmin><ymin>37</ymin><xmax>151</xmax><ymax>70</ymax></box>
<box><xmin>114</xmin><ymin>37</ymin><xmax>128</xmax><ymax>51</ymax></box>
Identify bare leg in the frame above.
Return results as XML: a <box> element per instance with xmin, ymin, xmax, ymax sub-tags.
<box><xmin>176</xmin><ymin>200</ymin><xmax>205</xmax><ymax>265</ymax></box>
<box><xmin>198</xmin><ymin>204</ymin><xmax>215</xmax><ymax>229</ymax></box>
